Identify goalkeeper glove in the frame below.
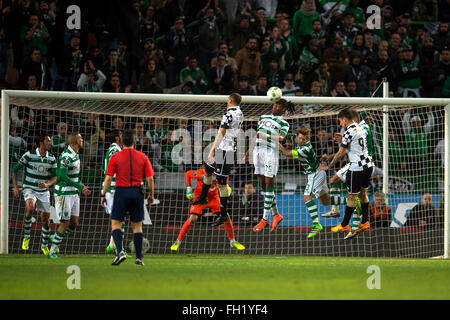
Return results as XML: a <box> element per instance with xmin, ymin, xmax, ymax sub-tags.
<box><xmin>186</xmin><ymin>187</ymin><xmax>194</xmax><ymax>200</ymax></box>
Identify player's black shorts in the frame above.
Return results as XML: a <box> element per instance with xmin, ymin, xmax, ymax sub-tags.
<box><xmin>346</xmin><ymin>167</ymin><xmax>373</xmax><ymax>195</ymax></box>
<box><xmin>204</xmin><ymin>149</ymin><xmax>234</xmax><ymax>185</ymax></box>
<box><xmin>111</xmin><ymin>187</ymin><xmax>144</xmax><ymax>222</ymax></box>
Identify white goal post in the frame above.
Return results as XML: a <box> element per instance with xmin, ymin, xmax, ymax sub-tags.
<box><xmin>1</xmin><ymin>89</ymin><xmax>449</xmax><ymax>258</ymax></box>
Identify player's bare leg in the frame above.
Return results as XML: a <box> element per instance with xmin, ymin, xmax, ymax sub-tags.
<box><xmin>211</xmin><ymin>183</ymin><xmax>232</xmax><ymax>227</ymax></box>
<box><xmin>22</xmin><ymin>199</ymin><xmax>35</xmax><ymax>250</ymax></box>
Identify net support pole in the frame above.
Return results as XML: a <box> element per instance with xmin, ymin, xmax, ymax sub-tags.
<box><xmin>382</xmin><ymin>79</ymin><xmax>389</xmax><ymax>200</ymax></box>
<box><xmin>0</xmin><ymin>90</ymin><xmax>9</xmax><ymax>254</ymax></box>
<box><xmin>444</xmin><ymin>103</ymin><xmax>450</xmax><ymax>259</ymax></box>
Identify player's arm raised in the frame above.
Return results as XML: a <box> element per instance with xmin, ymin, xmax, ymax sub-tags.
<box><xmin>318</xmin><ymin>146</ymin><xmax>347</xmax><ymax>171</ymax></box>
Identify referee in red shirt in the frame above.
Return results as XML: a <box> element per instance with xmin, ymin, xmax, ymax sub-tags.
<box><xmin>101</xmin><ymin>129</ymin><xmax>154</xmax><ymax>266</ymax></box>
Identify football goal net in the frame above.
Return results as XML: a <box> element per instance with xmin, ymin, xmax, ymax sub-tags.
<box><xmin>1</xmin><ymin>88</ymin><xmax>449</xmax><ymax>258</ymax></box>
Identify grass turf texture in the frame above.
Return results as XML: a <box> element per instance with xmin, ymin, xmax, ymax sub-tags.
<box><xmin>1</xmin><ymin>254</ymin><xmax>449</xmax><ymax>300</ymax></box>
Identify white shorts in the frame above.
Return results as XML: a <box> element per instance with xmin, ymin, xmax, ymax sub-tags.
<box><xmin>104</xmin><ymin>192</ymin><xmax>114</xmax><ymax>215</ymax></box>
<box><xmin>55</xmin><ymin>194</ymin><xmax>80</xmax><ymax>221</ymax></box>
<box><xmin>304</xmin><ymin>170</ymin><xmax>329</xmax><ymax>197</ymax></box>
<box><xmin>23</xmin><ymin>189</ymin><xmax>51</xmax><ymax>213</ymax></box>
<box><xmin>253</xmin><ymin>147</ymin><xmax>279</xmax><ymax>178</ymax></box>
<box><xmin>336</xmin><ymin>163</ymin><xmax>350</xmax><ymax>182</ymax></box>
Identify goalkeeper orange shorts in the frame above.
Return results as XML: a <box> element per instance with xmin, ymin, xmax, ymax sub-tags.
<box><xmin>190</xmin><ymin>196</ymin><xmax>220</xmax><ymax>215</ymax></box>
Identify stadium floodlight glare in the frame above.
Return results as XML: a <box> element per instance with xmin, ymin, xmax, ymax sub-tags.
<box><xmin>1</xmin><ymin>89</ymin><xmax>449</xmax><ymax>258</ymax></box>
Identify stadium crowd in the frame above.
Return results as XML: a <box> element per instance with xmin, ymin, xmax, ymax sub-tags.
<box><xmin>5</xmin><ymin>0</ymin><xmax>450</xmax><ymax>188</ymax></box>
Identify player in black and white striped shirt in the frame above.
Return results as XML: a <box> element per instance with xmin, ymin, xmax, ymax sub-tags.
<box><xmin>192</xmin><ymin>93</ymin><xmax>244</xmax><ymax>227</ymax></box>
<box><xmin>318</xmin><ymin>108</ymin><xmax>373</xmax><ymax>238</ymax></box>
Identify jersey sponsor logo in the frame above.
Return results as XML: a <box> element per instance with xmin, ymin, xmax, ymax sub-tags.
<box><xmin>31</xmin><ymin>164</ymin><xmax>49</xmax><ymax>174</ymax></box>
<box><xmin>260</xmin><ymin>120</ymin><xmax>278</xmax><ymax>130</ymax></box>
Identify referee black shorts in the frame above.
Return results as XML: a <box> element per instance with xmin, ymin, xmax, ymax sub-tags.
<box><xmin>204</xmin><ymin>149</ymin><xmax>234</xmax><ymax>185</ymax></box>
<box><xmin>111</xmin><ymin>187</ymin><xmax>144</xmax><ymax>222</ymax></box>
<box><xmin>346</xmin><ymin>167</ymin><xmax>373</xmax><ymax>195</ymax></box>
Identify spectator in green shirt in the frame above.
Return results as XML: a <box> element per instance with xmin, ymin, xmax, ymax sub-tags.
<box><xmin>401</xmin><ymin>108</ymin><xmax>435</xmax><ymax>176</ymax></box>
<box><xmin>179</xmin><ymin>56</ymin><xmax>208</xmax><ymax>94</ymax></box>
<box><xmin>293</xmin><ymin>0</ymin><xmax>320</xmax><ymax>48</ymax></box>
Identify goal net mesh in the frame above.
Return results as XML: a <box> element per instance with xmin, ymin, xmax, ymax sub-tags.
<box><xmin>4</xmin><ymin>94</ymin><xmax>446</xmax><ymax>258</ymax></box>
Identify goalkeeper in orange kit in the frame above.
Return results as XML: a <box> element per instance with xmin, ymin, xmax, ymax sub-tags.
<box><xmin>170</xmin><ymin>167</ymin><xmax>245</xmax><ymax>251</ymax></box>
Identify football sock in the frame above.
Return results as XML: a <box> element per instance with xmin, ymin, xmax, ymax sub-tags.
<box><xmin>52</xmin><ymin>230</ymin><xmax>64</xmax><ymax>248</ymax></box>
<box><xmin>133</xmin><ymin>232</ymin><xmax>143</xmax><ymax>260</ymax></box>
<box><xmin>219</xmin><ymin>196</ymin><xmax>229</xmax><ymax>216</ymax></box>
<box><xmin>305</xmin><ymin>200</ymin><xmax>319</xmax><ymax>224</ymax></box>
<box><xmin>360</xmin><ymin>202</ymin><xmax>370</xmax><ymax>224</ymax></box>
<box><xmin>177</xmin><ymin>220</ymin><xmax>193</xmax><ymax>242</ymax></box>
<box><xmin>41</xmin><ymin>225</ymin><xmax>50</xmax><ymax>246</ymax></box>
<box><xmin>351</xmin><ymin>210</ymin><xmax>361</xmax><ymax>231</ymax></box>
<box><xmin>24</xmin><ymin>216</ymin><xmax>32</xmax><ymax>238</ymax></box>
<box><xmin>109</xmin><ymin>235</ymin><xmax>116</xmax><ymax>249</ymax></box>
<box><xmin>223</xmin><ymin>219</ymin><xmax>235</xmax><ymax>241</ymax></box>
<box><xmin>330</xmin><ymin>183</ymin><xmax>343</xmax><ymax>205</ymax></box>
<box><xmin>198</xmin><ymin>183</ymin><xmax>211</xmax><ymax>200</ymax></box>
<box><xmin>342</xmin><ymin>206</ymin><xmax>355</xmax><ymax>227</ymax></box>
<box><xmin>63</xmin><ymin>226</ymin><xmax>75</xmax><ymax>238</ymax></box>
<box><xmin>271</xmin><ymin>197</ymin><xmax>279</xmax><ymax>215</ymax></box>
<box><xmin>111</xmin><ymin>229</ymin><xmax>123</xmax><ymax>255</ymax></box>
<box><xmin>263</xmin><ymin>189</ymin><xmax>275</xmax><ymax>220</ymax></box>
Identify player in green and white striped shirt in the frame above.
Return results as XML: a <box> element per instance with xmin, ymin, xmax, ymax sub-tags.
<box><xmin>12</xmin><ymin>134</ymin><xmax>57</xmax><ymax>255</ymax></box>
<box><xmin>279</xmin><ymin>126</ymin><xmax>346</xmax><ymax>238</ymax></box>
<box><xmin>245</xmin><ymin>99</ymin><xmax>295</xmax><ymax>233</ymax></box>
<box><xmin>102</xmin><ymin>130</ymin><xmax>124</xmax><ymax>254</ymax></box>
<box><xmin>49</xmin><ymin>133</ymin><xmax>91</xmax><ymax>259</ymax></box>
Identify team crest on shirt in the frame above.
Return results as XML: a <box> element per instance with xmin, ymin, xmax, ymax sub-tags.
<box><xmin>62</xmin><ymin>158</ymin><xmax>70</xmax><ymax>167</ymax></box>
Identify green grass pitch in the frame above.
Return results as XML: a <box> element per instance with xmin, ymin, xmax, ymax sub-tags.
<box><xmin>1</xmin><ymin>254</ymin><xmax>449</xmax><ymax>300</ymax></box>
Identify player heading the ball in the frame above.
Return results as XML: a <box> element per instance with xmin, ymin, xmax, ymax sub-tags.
<box><xmin>245</xmin><ymin>98</ymin><xmax>295</xmax><ymax>233</ymax></box>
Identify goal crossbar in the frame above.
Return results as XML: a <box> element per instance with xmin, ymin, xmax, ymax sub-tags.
<box><xmin>1</xmin><ymin>89</ymin><xmax>450</xmax><ymax>257</ymax></box>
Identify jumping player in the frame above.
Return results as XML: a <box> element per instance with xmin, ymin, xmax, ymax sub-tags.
<box><xmin>279</xmin><ymin>126</ymin><xmax>346</xmax><ymax>238</ymax></box>
<box><xmin>245</xmin><ymin>99</ymin><xmax>295</xmax><ymax>233</ymax></box>
<box><xmin>192</xmin><ymin>93</ymin><xmax>244</xmax><ymax>228</ymax></box>
<box><xmin>318</xmin><ymin>108</ymin><xmax>374</xmax><ymax>239</ymax></box>
<box><xmin>170</xmin><ymin>167</ymin><xmax>245</xmax><ymax>251</ymax></box>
